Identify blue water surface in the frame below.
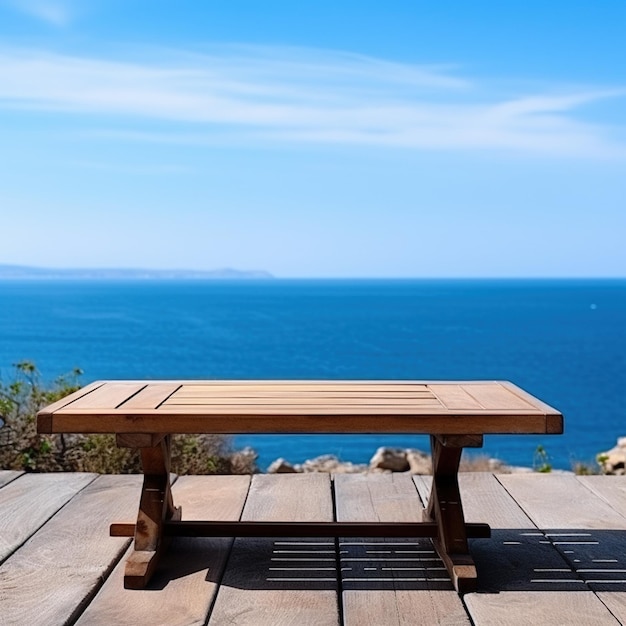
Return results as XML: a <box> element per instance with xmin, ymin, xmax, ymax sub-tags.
<box><xmin>1</xmin><ymin>278</ymin><xmax>624</xmax><ymax>470</ymax></box>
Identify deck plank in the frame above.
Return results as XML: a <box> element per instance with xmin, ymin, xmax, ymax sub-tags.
<box><xmin>335</xmin><ymin>473</ymin><xmax>469</xmax><ymax>625</ymax></box>
<box><xmin>577</xmin><ymin>475</ymin><xmax>626</xmax><ymax>519</ymax></box>
<box><xmin>0</xmin><ymin>471</ymin><xmax>96</xmax><ymax>564</ymax></box>
<box><xmin>490</xmin><ymin>473</ymin><xmax>624</xmax><ymax>625</ymax></box>
<box><xmin>0</xmin><ymin>470</ymin><xmax>23</xmax><ymax>489</ymax></box>
<box><xmin>3</xmin><ymin>473</ymin><xmax>626</xmax><ymax>624</ymax></box>
<box><xmin>76</xmin><ymin>475</ymin><xmax>251</xmax><ymax>626</ymax></box>
<box><xmin>499</xmin><ymin>474</ymin><xmax>626</xmax><ymax>530</ymax></box>
<box><xmin>0</xmin><ymin>474</ymin><xmax>141</xmax><ymax>626</ymax></box>
<box><xmin>505</xmin><ymin>474</ymin><xmax>626</xmax><ymax>624</ymax></box>
<box><xmin>208</xmin><ymin>473</ymin><xmax>339</xmax><ymax>626</ymax></box>
<box><xmin>416</xmin><ymin>473</ymin><xmax>620</xmax><ymax>625</ymax></box>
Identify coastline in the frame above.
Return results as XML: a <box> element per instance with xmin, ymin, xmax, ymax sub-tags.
<box><xmin>261</xmin><ymin>446</ymin><xmax>581</xmax><ymax>476</ymax></box>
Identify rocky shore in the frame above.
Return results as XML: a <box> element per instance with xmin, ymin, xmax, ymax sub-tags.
<box><xmin>246</xmin><ymin>438</ymin><xmax>625</xmax><ymax>476</ymax></box>
<box><xmin>265</xmin><ymin>446</ymin><xmax>513</xmax><ymax>475</ymax></box>
<box><xmin>597</xmin><ymin>437</ymin><xmax>626</xmax><ymax>474</ymax></box>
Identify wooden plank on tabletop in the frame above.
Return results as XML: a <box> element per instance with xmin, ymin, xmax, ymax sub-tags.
<box><xmin>0</xmin><ymin>474</ymin><xmax>142</xmax><ymax>626</ymax></box>
<box><xmin>35</xmin><ymin>381</ymin><xmax>104</xmax><ymax>420</ymax></box>
<box><xmin>63</xmin><ymin>382</ymin><xmax>147</xmax><ymax>410</ymax></box>
<box><xmin>498</xmin><ymin>381</ymin><xmax>563</xmax><ymax>416</ymax></box>
<box><xmin>335</xmin><ymin>473</ymin><xmax>469</xmax><ymax>626</ymax></box>
<box><xmin>208</xmin><ymin>473</ymin><xmax>339</xmax><ymax>626</ymax></box>
<box><xmin>0</xmin><ymin>472</ymin><xmax>96</xmax><ymax>564</ymax></box>
<box><xmin>159</xmin><ymin>403</ymin><xmax>445</xmax><ymax>414</ymax></box>
<box><xmin>415</xmin><ymin>473</ymin><xmax>620</xmax><ymax>625</ymax></box>
<box><xmin>428</xmin><ymin>385</ymin><xmax>485</xmax><ymax>411</ymax></box>
<box><xmin>76</xmin><ymin>475</ymin><xmax>251</xmax><ymax>626</ymax></box>
<box><xmin>36</xmin><ymin>381</ymin><xmax>104</xmax><ymax>433</ymax></box>
<box><xmin>172</xmin><ymin>390</ymin><xmax>435</xmax><ymax>399</ymax></box>
<box><xmin>54</xmin><ymin>407</ymin><xmax>548</xmax><ymax>417</ymax></box>
<box><xmin>459</xmin><ymin>383</ymin><xmax>538</xmax><ymax>411</ymax></box>
<box><xmin>162</xmin><ymin>398</ymin><xmax>444</xmax><ymax>408</ymax></box>
<box><xmin>172</xmin><ymin>382</ymin><xmax>433</xmax><ymax>392</ymax></box>
<box><xmin>0</xmin><ymin>470</ymin><xmax>23</xmax><ymax>489</ymax></box>
<box><xmin>117</xmin><ymin>382</ymin><xmax>181</xmax><ymax>409</ymax></box>
<box><xmin>176</xmin><ymin>382</ymin><xmax>431</xmax><ymax>393</ymax></box>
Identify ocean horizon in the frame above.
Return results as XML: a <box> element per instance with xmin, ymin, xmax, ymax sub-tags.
<box><xmin>1</xmin><ymin>277</ymin><xmax>625</xmax><ymax>470</ymax></box>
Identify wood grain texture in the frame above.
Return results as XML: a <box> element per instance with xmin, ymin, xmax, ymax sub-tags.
<box><xmin>123</xmin><ymin>436</ymin><xmax>178</xmax><ymax>589</ymax></box>
<box><xmin>38</xmin><ymin>412</ymin><xmax>558</xmax><ymax>435</ymax></box>
<box><xmin>163</xmin><ymin>398</ymin><xmax>443</xmax><ymax>407</ymax></box>
<box><xmin>117</xmin><ymin>383</ymin><xmax>180</xmax><ymax>409</ymax></box>
<box><xmin>417</xmin><ymin>473</ymin><xmax>620</xmax><ymax>625</ymax></box>
<box><xmin>577</xmin><ymin>475</ymin><xmax>626</xmax><ymax>519</ymax></box>
<box><xmin>38</xmin><ymin>380</ymin><xmax>563</xmax><ymax>435</ymax></box>
<box><xmin>0</xmin><ymin>474</ymin><xmax>141</xmax><ymax>626</ymax></box>
<box><xmin>503</xmin><ymin>474</ymin><xmax>626</xmax><ymax>624</ymax></box>
<box><xmin>335</xmin><ymin>473</ymin><xmax>469</xmax><ymax>626</ymax></box>
<box><xmin>76</xmin><ymin>475</ymin><xmax>251</xmax><ymax>626</ymax></box>
<box><xmin>3</xmin><ymin>473</ymin><xmax>626</xmax><ymax>624</ymax></box>
<box><xmin>498</xmin><ymin>473</ymin><xmax>626</xmax><ymax>530</ymax></box>
<box><xmin>458</xmin><ymin>383</ymin><xmax>538</xmax><ymax>411</ymax></box>
<box><xmin>166</xmin><ymin>384</ymin><xmax>432</xmax><ymax>396</ymax></box>
<box><xmin>63</xmin><ymin>382</ymin><xmax>146</xmax><ymax>410</ymax></box>
<box><xmin>0</xmin><ymin>471</ymin><xmax>96</xmax><ymax>563</ymax></box>
<box><xmin>428</xmin><ymin>385</ymin><xmax>486</xmax><ymax>410</ymax></box>
<box><xmin>465</xmin><ymin>591</ymin><xmax>619</xmax><ymax>626</ymax></box>
<box><xmin>414</xmin><ymin>473</ymin><xmax>533</xmax><ymax>530</ymax></box>
<box><xmin>0</xmin><ymin>470</ymin><xmax>22</xmax><ymax>489</ymax></box>
<box><xmin>35</xmin><ymin>381</ymin><xmax>103</xmax><ymax>415</ymax></box>
<box><xmin>208</xmin><ymin>473</ymin><xmax>339</xmax><ymax>626</ymax></box>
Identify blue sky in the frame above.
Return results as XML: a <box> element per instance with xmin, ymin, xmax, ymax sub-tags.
<box><xmin>1</xmin><ymin>1</ymin><xmax>624</xmax><ymax>277</ymax></box>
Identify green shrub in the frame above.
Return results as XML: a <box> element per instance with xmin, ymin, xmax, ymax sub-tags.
<box><xmin>533</xmin><ymin>444</ymin><xmax>552</xmax><ymax>473</ymax></box>
<box><xmin>0</xmin><ymin>362</ymin><xmax>257</xmax><ymax>474</ymax></box>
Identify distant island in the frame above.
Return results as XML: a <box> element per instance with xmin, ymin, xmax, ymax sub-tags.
<box><xmin>0</xmin><ymin>264</ymin><xmax>274</xmax><ymax>280</ymax></box>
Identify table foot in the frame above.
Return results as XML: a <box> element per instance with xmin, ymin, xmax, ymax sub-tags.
<box><xmin>123</xmin><ymin>505</ymin><xmax>181</xmax><ymax>589</ymax></box>
<box><xmin>432</xmin><ymin>539</ymin><xmax>478</xmax><ymax>594</ymax></box>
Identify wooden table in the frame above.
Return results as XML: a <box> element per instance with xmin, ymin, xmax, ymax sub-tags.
<box><xmin>37</xmin><ymin>380</ymin><xmax>563</xmax><ymax>594</ymax></box>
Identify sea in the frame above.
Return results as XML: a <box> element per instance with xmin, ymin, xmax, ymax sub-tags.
<box><xmin>1</xmin><ymin>278</ymin><xmax>624</xmax><ymax>471</ymax></box>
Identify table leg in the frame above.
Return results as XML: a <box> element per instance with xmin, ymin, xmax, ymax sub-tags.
<box><xmin>424</xmin><ymin>434</ymin><xmax>484</xmax><ymax>594</ymax></box>
<box><xmin>116</xmin><ymin>434</ymin><xmax>182</xmax><ymax>589</ymax></box>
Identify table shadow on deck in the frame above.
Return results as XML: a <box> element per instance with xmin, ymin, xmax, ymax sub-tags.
<box><xmin>126</xmin><ymin>529</ymin><xmax>626</xmax><ymax>594</ymax></box>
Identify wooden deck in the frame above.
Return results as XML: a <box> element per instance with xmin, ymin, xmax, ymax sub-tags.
<box><xmin>2</xmin><ymin>470</ymin><xmax>626</xmax><ymax>625</ymax></box>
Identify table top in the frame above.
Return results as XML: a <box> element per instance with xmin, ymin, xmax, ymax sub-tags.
<box><xmin>37</xmin><ymin>380</ymin><xmax>563</xmax><ymax>435</ymax></box>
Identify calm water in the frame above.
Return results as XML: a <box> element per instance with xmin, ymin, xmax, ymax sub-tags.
<box><xmin>1</xmin><ymin>279</ymin><xmax>625</xmax><ymax>470</ymax></box>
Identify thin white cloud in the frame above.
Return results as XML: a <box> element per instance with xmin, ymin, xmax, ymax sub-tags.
<box><xmin>3</xmin><ymin>0</ymin><xmax>72</xmax><ymax>25</ymax></box>
<box><xmin>0</xmin><ymin>44</ymin><xmax>624</xmax><ymax>158</ymax></box>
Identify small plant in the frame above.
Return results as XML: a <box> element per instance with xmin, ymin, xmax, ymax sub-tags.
<box><xmin>0</xmin><ymin>362</ymin><xmax>257</xmax><ymax>474</ymax></box>
<box><xmin>572</xmin><ymin>462</ymin><xmax>597</xmax><ymax>476</ymax></box>
<box><xmin>596</xmin><ymin>453</ymin><xmax>611</xmax><ymax>474</ymax></box>
<box><xmin>0</xmin><ymin>360</ymin><xmax>83</xmax><ymax>470</ymax></box>
<box><xmin>533</xmin><ymin>444</ymin><xmax>552</xmax><ymax>473</ymax></box>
